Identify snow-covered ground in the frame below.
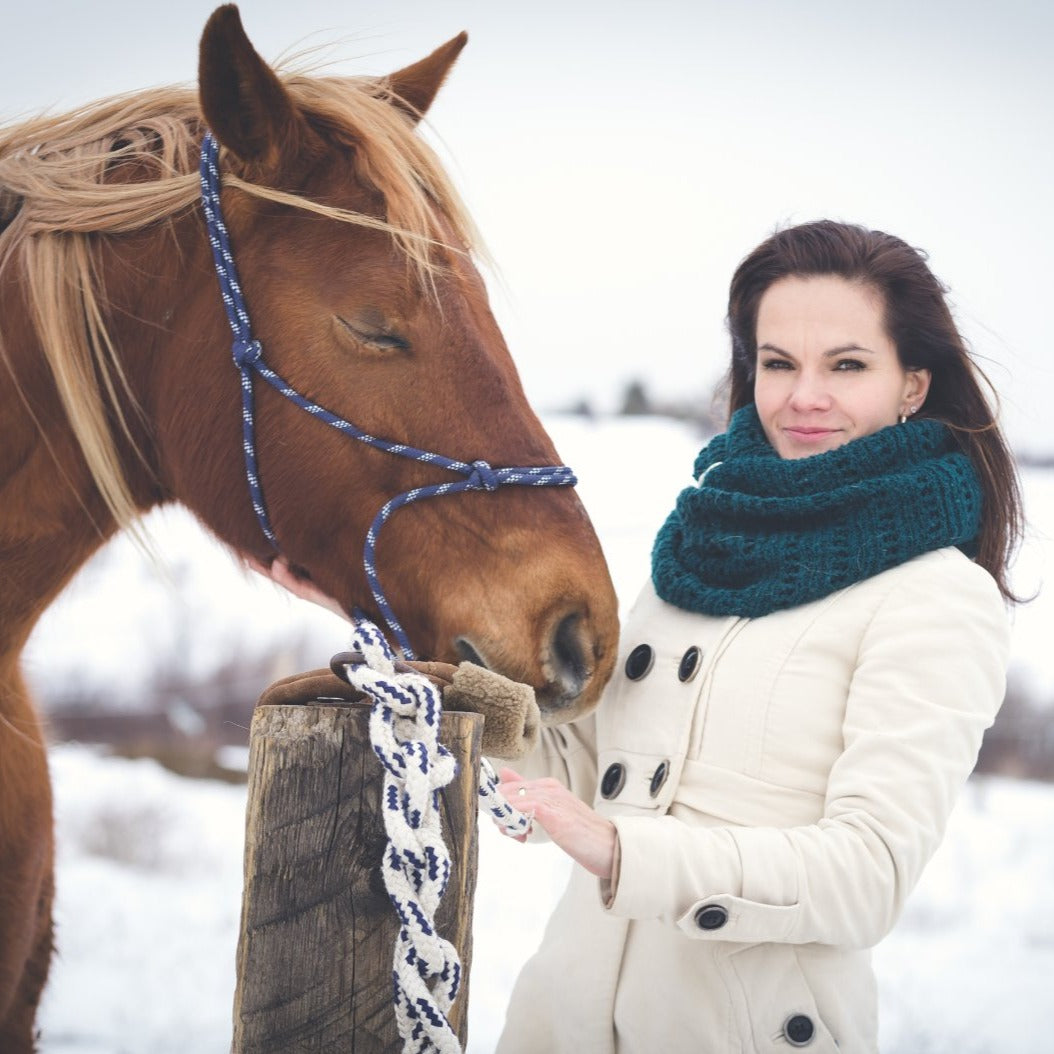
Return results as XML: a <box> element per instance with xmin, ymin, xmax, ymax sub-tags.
<box><xmin>25</xmin><ymin>415</ymin><xmax>1054</xmax><ymax>1052</ymax></box>
<box><xmin>36</xmin><ymin>747</ymin><xmax>1054</xmax><ymax>1054</ymax></box>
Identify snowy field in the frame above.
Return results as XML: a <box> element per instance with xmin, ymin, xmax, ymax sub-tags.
<box><xmin>26</xmin><ymin>415</ymin><xmax>1054</xmax><ymax>1052</ymax></box>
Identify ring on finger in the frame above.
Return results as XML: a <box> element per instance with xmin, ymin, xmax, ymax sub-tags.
<box><xmin>517</xmin><ymin>786</ymin><xmax>528</xmax><ymax>797</ymax></box>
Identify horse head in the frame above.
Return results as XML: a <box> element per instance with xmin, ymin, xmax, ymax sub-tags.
<box><xmin>147</xmin><ymin>6</ymin><xmax>618</xmax><ymax>721</ymax></box>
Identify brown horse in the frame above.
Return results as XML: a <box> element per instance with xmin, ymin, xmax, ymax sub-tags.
<box><xmin>0</xmin><ymin>5</ymin><xmax>618</xmax><ymax>1048</ymax></box>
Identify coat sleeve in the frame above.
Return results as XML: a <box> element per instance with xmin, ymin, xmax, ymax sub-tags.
<box><xmin>604</xmin><ymin>555</ymin><xmax>1010</xmax><ymax>949</ymax></box>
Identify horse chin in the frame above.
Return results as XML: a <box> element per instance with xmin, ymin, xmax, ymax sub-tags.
<box><xmin>535</xmin><ymin>690</ymin><xmax>592</xmax><ymax>727</ymax></box>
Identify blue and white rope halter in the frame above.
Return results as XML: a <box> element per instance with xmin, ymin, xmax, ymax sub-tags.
<box><xmin>198</xmin><ymin>132</ymin><xmax>577</xmax><ymax>659</ymax></box>
<box><xmin>201</xmin><ymin>132</ymin><xmax>536</xmax><ymax>1053</ymax></box>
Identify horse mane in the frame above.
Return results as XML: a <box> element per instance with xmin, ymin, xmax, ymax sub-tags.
<box><xmin>0</xmin><ymin>70</ymin><xmax>483</xmax><ymax>538</ymax></box>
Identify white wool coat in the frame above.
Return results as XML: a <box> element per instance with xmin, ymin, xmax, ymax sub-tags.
<box><xmin>495</xmin><ymin>548</ymin><xmax>1009</xmax><ymax>1054</ymax></box>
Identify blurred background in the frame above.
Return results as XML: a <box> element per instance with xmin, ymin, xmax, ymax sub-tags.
<box><xmin>5</xmin><ymin>0</ymin><xmax>1052</xmax><ymax>450</ymax></box>
<box><xmin>2</xmin><ymin>1</ymin><xmax>1051</xmax><ymax>1051</ymax></box>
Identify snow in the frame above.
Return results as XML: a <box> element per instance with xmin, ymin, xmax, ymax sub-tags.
<box><xmin>1005</xmin><ymin>468</ymin><xmax>1054</xmax><ymax>703</ymax></box>
<box><xmin>37</xmin><ymin>749</ymin><xmax>1054</xmax><ymax>1053</ymax></box>
<box><xmin>24</xmin><ymin>414</ymin><xmax>1054</xmax><ymax>1051</ymax></box>
<box><xmin>40</xmin><ymin>750</ymin><xmax>245</xmax><ymax>1053</ymax></box>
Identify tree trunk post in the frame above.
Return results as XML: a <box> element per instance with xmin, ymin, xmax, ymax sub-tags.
<box><xmin>232</xmin><ymin>701</ymin><xmax>483</xmax><ymax>1053</ymax></box>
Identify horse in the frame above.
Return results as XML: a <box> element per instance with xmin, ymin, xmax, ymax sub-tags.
<box><xmin>0</xmin><ymin>6</ymin><xmax>619</xmax><ymax>1047</ymax></box>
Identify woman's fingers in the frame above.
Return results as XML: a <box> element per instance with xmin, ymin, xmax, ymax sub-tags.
<box><xmin>248</xmin><ymin>555</ymin><xmax>349</xmax><ymax>619</ymax></box>
<box><xmin>244</xmin><ymin>554</ymin><xmax>270</xmax><ymax>578</ymax></box>
<box><xmin>497</xmin><ymin>767</ymin><xmax>526</xmax><ymax>800</ymax></box>
<box><xmin>494</xmin><ymin>775</ymin><xmax>617</xmax><ymax>879</ymax></box>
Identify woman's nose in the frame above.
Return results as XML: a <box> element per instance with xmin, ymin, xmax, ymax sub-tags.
<box><xmin>788</xmin><ymin>370</ymin><xmax>831</xmax><ymax>410</ymax></box>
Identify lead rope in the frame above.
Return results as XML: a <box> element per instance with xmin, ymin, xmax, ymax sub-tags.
<box><xmin>340</xmin><ymin>620</ymin><xmax>532</xmax><ymax>1053</ymax></box>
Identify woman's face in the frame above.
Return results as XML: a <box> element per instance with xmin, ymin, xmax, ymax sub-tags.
<box><xmin>753</xmin><ymin>275</ymin><xmax>931</xmax><ymax>459</ymax></box>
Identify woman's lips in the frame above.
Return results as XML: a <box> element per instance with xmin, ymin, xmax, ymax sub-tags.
<box><xmin>783</xmin><ymin>427</ymin><xmax>839</xmax><ymax>443</ymax></box>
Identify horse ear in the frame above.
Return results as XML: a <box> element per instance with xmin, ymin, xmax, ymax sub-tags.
<box><xmin>198</xmin><ymin>4</ymin><xmax>318</xmax><ymax>176</ymax></box>
<box><xmin>384</xmin><ymin>32</ymin><xmax>468</xmax><ymax>123</ymax></box>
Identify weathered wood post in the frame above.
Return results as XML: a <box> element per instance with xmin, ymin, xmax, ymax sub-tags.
<box><xmin>232</xmin><ymin>700</ymin><xmax>484</xmax><ymax>1052</ymax></box>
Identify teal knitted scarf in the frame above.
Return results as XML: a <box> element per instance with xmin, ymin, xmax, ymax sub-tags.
<box><xmin>651</xmin><ymin>404</ymin><xmax>983</xmax><ymax>618</ymax></box>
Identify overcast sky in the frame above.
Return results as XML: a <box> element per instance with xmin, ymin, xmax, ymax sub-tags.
<box><xmin>4</xmin><ymin>1</ymin><xmax>1052</xmax><ymax>451</ymax></box>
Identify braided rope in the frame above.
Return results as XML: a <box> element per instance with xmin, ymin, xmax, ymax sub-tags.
<box><xmin>198</xmin><ymin>132</ymin><xmax>577</xmax><ymax>657</ymax></box>
<box><xmin>341</xmin><ymin>621</ymin><xmax>531</xmax><ymax>1053</ymax></box>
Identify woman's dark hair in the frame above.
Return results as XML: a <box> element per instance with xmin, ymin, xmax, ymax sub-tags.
<box><xmin>726</xmin><ymin>219</ymin><xmax>1022</xmax><ymax>601</ymax></box>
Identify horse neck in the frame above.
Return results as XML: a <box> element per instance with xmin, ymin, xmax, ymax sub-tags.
<box><xmin>0</xmin><ymin>373</ymin><xmax>130</xmax><ymax>664</ymax></box>
<box><xmin>0</xmin><ymin>225</ymin><xmax>179</xmax><ymax>663</ymax></box>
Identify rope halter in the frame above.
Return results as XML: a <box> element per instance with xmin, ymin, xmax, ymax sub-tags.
<box><xmin>198</xmin><ymin>132</ymin><xmax>577</xmax><ymax>658</ymax></box>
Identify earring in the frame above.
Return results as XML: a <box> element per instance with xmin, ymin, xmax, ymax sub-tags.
<box><xmin>899</xmin><ymin>405</ymin><xmax>918</xmax><ymax>425</ymax></box>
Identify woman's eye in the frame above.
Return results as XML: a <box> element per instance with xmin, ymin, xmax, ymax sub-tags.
<box><xmin>835</xmin><ymin>358</ymin><xmax>866</xmax><ymax>371</ymax></box>
<box><xmin>759</xmin><ymin>358</ymin><xmax>792</xmax><ymax>370</ymax></box>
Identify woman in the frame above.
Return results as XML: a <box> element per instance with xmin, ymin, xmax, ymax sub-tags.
<box><xmin>264</xmin><ymin>220</ymin><xmax>1020</xmax><ymax>1052</ymax></box>
<box><xmin>488</xmin><ymin>220</ymin><xmax>1020</xmax><ymax>1053</ymax></box>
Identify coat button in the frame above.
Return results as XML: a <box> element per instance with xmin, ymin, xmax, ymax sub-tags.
<box><xmin>600</xmin><ymin>762</ymin><xmax>626</xmax><ymax>799</ymax></box>
<box><xmin>694</xmin><ymin>904</ymin><xmax>728</xmax><ymax>930</ymax></box>
<box><xmin>784</xmin><ymin>1014</ymin><xmax>815</xmax><ymax>1046</ymax></box>
<box><xmin>649</xmin><ymin>760</ymin><xmax>670</xmax><ymax>797</ymax></box>
<box><xmin>624</xmin><ymin>643</ymin><xmax>654</xmax><ymax>680</ymax></box>
<box><xmin>677</xmin><ymin>645</ymin><xmax>702</xmax><ymax>682</ymax></box>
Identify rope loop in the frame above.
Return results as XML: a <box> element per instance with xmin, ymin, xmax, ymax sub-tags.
<box><xmin>466</xmin><ymin>459</ymin><xmax>500</xmax><ymax>492</ymax></box>
<box><xmin>479</xmin><ymin>757</ymin><xmax>533</xmax><ymax>838</ymax></box>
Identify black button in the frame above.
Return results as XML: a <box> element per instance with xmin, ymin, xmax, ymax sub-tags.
<box><xmin>694</xmin><ymin>904</ymin><xmax>728</xmax><ymax>930</ymax></box>
<box><xmin>678</xmin><ymin>646</ymin><xmax>702</xmax><ymax>682</ymax></box>
<box><xmin>600</xmin><ymin>762</ymin><xmax>626</xmax><ymax>799</ymax></box>
<box><xmin>649</xmin><ymin>760</ymin><xmax>670</xmax><ymax>797</ymax></box>
<box><xmin>624</xmin><ymin>643</ymin><xmax>654</xmax><ymax>680</ymax></box>
<box><xmin>784</xmin><ymin>1014</ymin><xmax>815</xmax><ymax>1047</ymax></box>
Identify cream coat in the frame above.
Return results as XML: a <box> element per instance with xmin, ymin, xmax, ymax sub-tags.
<box><xmin>496</xmin><ymin>548</ymin><xmax>1009</xmax><ymax>1054</ymax></box>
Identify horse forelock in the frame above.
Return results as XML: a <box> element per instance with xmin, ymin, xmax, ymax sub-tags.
<box><xmin>0</xmin><ymin>73</ymin><xmax>480</xmax><ymax>280</ymax></box>
<box><xmin>0</xmin><ymin>68</ymin><xmax>484</xmax><ymax>539</ymax></box>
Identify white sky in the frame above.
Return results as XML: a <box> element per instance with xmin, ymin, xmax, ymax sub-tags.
<box><xmin>3</xmin><ymin>1</ymin><xmax>1053</xmax><ymax>451</ymax></box>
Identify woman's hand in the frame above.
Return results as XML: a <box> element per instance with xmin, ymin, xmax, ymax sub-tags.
<box><xmin>498</xmin><ymin>767</ymin><xmax>617</xmax><ymax>880</ymax></box>
<box><xmin>246</xmin><ymin>555</ymin><xmax>349</xmax><ymax>620</ymax></box>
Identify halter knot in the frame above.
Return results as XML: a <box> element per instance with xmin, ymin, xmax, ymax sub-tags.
<box><xmin>232</xmin><ymin>338</ymin><xmax>263</xmax><ymax>368</ymax></box>
<box><xmin>467</xmin><ymin>460</ymin><xmax>500</xmax><ymax>492</ymax></box>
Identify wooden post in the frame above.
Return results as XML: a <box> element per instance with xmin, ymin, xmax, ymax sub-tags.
<box><xmin>232</xmin><ymin>701</ymin><xmax>484</xmax><ymax>1053</ymax></box>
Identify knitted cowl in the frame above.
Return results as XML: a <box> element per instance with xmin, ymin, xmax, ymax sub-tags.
<box><xmin>651</xmin><ymin>403</ymin><xmax>983</xmax><ymax>618</ymax></box>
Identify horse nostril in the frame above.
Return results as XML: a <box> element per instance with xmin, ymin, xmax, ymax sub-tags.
<box><xmin>454</xmin><ymin>636</ymin><xmax>487</xmax><ymax>668</ymax></box>
<box><xmin>550</xmin><ymin>612</ymin><xmax>588</xmax><ymax>700</ymax></box>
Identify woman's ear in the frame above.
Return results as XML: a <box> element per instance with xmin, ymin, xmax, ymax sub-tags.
<box><xmin>905</xmin><ymin>368</ymin><xmax>932</xmax><ymax>411</ymax></box>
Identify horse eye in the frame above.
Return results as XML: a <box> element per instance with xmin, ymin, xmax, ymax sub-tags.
<box><xmin>338</xmin><ymin>317</ymin><xmax>409</xmax><ymax>352</ymax></box>
<box><xmin>362</xmin><ymin>332</ymin><xmax>408</xmax><ymax>351</ymax></box>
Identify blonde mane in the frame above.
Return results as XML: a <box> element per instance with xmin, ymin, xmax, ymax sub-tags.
<box><xmin>0</xmin><ymin>71</ymin><xmax>483</xmax><ymax>538</ymax></box>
